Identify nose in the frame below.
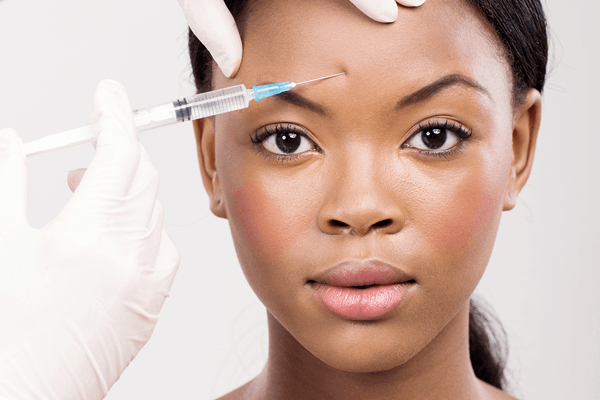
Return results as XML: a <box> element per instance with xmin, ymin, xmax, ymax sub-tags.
<box><xmin>317</xmin><ymin>158</ymin><xmax>405</xmax><ymax>237</ymax></box>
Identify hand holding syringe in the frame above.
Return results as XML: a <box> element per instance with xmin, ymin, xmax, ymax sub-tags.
<box><xmin>22</xmin><ymin>73</ymin><xmax>344</xmax><ymax>157</ymax></box>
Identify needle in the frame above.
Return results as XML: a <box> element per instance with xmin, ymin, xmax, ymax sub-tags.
<box><xmin>295</xmin><ymin>72</ymin><xmax>346</xmax><ymax>86</ymax></box>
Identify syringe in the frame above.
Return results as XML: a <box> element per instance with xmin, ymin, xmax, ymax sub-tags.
<box><xmin>22</xmin><ymin>72</ymin><xmax>345</xmax><ymax>157</ymax></box>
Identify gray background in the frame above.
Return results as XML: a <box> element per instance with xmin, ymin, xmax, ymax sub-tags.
<box><xmin>0</xmin><ymin>0</ymin><xmax>598</xmax><ymax>398</ymax></box>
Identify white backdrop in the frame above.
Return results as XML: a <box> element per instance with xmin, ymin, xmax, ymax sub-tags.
<box><xmin>0</xmin><ymin>0</ymin><xmax>598</xmax><ymax>399</ymax></box>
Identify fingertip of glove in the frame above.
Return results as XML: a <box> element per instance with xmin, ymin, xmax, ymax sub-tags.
<box><xmin>95</xmin><ymin>79</ymin><xmax>128</xmax><ymax>106</ymax></box>
<box><xmin>218</xmin><ymin>58</ymin><xmax>241</xmax><ymax>78</ymax></box>
<box><xmin>397</xmin><ymin>0</ymin><xmax>427</xmax><ymax>7</ymax></box>
<box><xmin>98</xmin><ymin>79</ymin><xmax>125</xmax><ymax>90</ymax></box>
<box><xmin>213</xmin><ymin>38</ymin><xmax>242</xmax><ymax>78</ymax></box>
<box><xmin>377</xmin><ymin>5</ymin><xmax>399</xmax><ymax>22</ymax></box>
<box><xmin>93</xmin><ymin>79</ymin><xmax>135</xmax><ymax>133</ymax></box>
<box><xmin>351</xmin><ymin>0</ymin><xmax>398</xmax><ymax>23</ymax></box>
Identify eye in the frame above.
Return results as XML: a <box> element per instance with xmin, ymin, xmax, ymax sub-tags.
<box><xmin>251</xmin><ymin>123</ymin><xmax>318</xmax><ymax>156</ymax></box>
<box><xmin>404</xmin><ymin>119</ymin><xmax>472</xmax><ymax>152</ymax></box>
<box><xmin>263</xmin><ymin>131</ymin><xmax>313</xmax><ymax>155</ymax></box>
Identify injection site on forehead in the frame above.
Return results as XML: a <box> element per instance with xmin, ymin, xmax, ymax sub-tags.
<box><xmin>214</xmin><ymin>0</ymin><xmax>511</xmax><ymax>125</ymax></box>
<box><xmin>263</xmin><ymin>73</ymin><xmax>494</xmax><ymax>118</ymax></box>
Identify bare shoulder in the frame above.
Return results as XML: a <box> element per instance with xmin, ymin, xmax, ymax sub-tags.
<box><xmin>480</xmin><ymin>380</ymin><xmax>520</xmax><ymax>400</ymax></box>
<box><xmin>214</xmin><ymin>380</ymin><xmax>255</xmax><ymax>400</ymax></box>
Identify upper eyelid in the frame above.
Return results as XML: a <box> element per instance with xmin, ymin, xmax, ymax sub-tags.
<box><xmin>252</xmin><ymin>123</ymin><xmax>319</xmax><ymax>145</ymax></box>
<box><xmin>405</xmin><ymin>118</ymin><xmax>472</xmax><ymax>141</ymax></box>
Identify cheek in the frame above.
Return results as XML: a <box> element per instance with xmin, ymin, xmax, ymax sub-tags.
<box><xmin>424</xmin><ymin>167</ymin><xmax>504</xmax><ymax>260</ymax></box>
<box><xmin>229</xmin><ymin>181</ymin><xmax>314</xmax><ymax>265</ymax></box>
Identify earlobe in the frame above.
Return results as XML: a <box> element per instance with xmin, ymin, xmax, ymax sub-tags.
<box><xmin>193</xmin><ymin>118</ymin><xmax>228</xmax><ymax>219</ymax></box>
<box><xmin>503</xmin><ymin>89</ymin><xmax>542</xmax><ymax>211</ymax></box>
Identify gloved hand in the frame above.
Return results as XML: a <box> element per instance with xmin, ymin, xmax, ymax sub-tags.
<box><xmin>178</xmin><ymin>0</ymin><xmax>427</xmax><ymax>78</ymax></box>
<box><xmin>0</xmin><ymin>80</ymin><xmax>180</xmax><ymax>400</ymax></box>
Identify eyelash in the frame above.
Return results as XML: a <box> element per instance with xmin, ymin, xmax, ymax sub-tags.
<box><xmin>402</xmin><ymin>119</ymin><xmax>473</xmax><ymax>160</ymax></box>
<box><xmin>250</xmin><ymin>123</ymin><xmax>319</xmax><ymax>163</ymax></box>
<box><xmin>250</xmin><ymin>119</ymin><xmax>473</xmax><ymax>163</ymax></box>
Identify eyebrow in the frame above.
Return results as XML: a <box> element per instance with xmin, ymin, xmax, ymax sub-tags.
<box><xmin>273</xmin><ymin>90</ymin><xmax>329</xmax><ymax>116</ymax></box>
<box><xmin>396</xmin><ymin>74</ymin><xmax>492</xmax><ymax>110</ymax></box>
<box><xmin>265</xmin><ymin>73</ymin><xmax>491</xmax><ymax>116</ymax></box>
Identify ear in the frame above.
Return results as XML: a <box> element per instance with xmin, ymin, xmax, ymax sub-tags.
<box><xmin>503</xmin><ymin>89</ymin><xmax>542</xmax><ymax>211</ymax></box>
<box><xmin>193</xmin><ymin>118</ymin><xmax>227</xmax><ymax>219</ymax></box>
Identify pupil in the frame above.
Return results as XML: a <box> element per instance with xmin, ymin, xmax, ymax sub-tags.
<box><xmin>421</xmin><ymin>128</ymin><xmax>446</xmax><ymax>149</ymax></box>
<box><xmin>276</xmin><ymin>132</ymin><xmax>301</xmax><ymax>153</ymax></box>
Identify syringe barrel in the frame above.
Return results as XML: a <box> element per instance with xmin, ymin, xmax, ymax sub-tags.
<box><xmin>176</xmin><ymin>84</ymin><xmax>253</xmax><ymax>121</ymax></box>
<box><xmin>23</xmin><ymin>85</ymin><xmax>256</xmax><ymax>157</ymax></box>
<box><xmin>132</xmin><ymin>84</ymin><xmax>253</xmax><ymax>132</ymax></box>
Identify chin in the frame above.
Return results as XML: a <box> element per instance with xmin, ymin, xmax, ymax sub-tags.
<box><xmin>305</xmin><ymin>332</ymin><xmax>420</xmax><ymax>374</ymax></box>
<box><xmin>321</xmin><ymin>352</ymin><xmax>410</xmax><ymax>374</ymax></box>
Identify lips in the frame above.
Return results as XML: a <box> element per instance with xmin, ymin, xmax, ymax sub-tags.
<box><xmin>308</xmin><ymin>260</ymin><xmax>414</xmax><ymax>320</ymax></box>
<box><xmin>309</xmin><ymin>260</ymin><xmax>413</xmax><ymax>288</ymax></box>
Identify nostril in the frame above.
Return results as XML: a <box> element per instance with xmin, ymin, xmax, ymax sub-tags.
<box><xmin>330</xmin><ymin>219</ymin><xmax>349</xmax><ymax>228</ymax></box>
<box><xmin>372</xmin><ymin>219</ymin><xmax>392</xmax><ymax>228</ymax></box>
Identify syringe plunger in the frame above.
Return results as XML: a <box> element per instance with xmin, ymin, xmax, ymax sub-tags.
<box><xmin>22</xmin><ymin>72</ymin><xmax>344</xmax><ymax>157</ymax></box>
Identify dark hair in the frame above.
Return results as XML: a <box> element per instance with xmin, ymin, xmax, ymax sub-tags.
<box><xmin>188</xmin><ymin>0</ymin><xmax>548</xmax><ymax>392</ymax></box>
<box><xmin>469</xmin><ymin>296</ymin><xmax>511</xmax><ymax>390</ymax></box>
<box><xmin>466</xmin><ymin>0</ymin><xmax>548</xmax><ymax>104</ymax></box>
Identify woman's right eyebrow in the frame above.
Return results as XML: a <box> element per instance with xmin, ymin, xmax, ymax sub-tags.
<box><xmin>273</xmin><ymin>90</ymin><xmax>329</xmax><ymax>116</ymax></box>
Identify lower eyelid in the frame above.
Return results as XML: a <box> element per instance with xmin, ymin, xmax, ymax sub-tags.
<box><xmin>413</xmin><ymin>140</ymin><xmax>468</xmax><ymax>160</ymax></box>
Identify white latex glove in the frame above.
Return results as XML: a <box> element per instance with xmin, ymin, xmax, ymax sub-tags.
<box><xmin>0</xmin><ymin>80</ymin><xmax>180</xmax><ymax>400</ymax></box>
<box><xmin>178</xmin><ymin>0</ymin><xmax>427</xmax><ymax>78</ymax></box>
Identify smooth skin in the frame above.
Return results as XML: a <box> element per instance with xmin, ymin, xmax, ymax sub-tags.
<box><xmin>194</xmin><ymin>0</ymin><xmax>541</xmax><ymax>398</ymax></box>
<box><xmin>178</xmin><ymin>0</ymin><xmax>427</xmax><ymax>77</ymax></box>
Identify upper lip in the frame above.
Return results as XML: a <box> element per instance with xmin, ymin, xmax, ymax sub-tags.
<box><xmin>309</xmin><ymin>260</ymin><xmax>414</xmax><ymax>287</ymax></box>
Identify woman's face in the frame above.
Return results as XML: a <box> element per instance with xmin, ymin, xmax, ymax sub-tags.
<box><xmin>196</xmin><ymin>0</ymin><xmax>539</xmax><ymax>373</ymax></box>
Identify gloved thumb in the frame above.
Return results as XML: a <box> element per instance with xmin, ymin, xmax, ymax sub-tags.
<box><xmin>0</xmin><ymin>128</ymin><xmax>28</xmax><ymax>227</ymax></box>
<box><xmin>58</xmin><ymin>80</ymin><xmax>141</xmax><ymax>224</ymax></box>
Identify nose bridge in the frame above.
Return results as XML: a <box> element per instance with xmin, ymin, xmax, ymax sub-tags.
<box><xmin>336</xmin><ymin>145</ymin><xmax>380</xmax><ymax>191</ymax></box>
<box><xmin>318</xmin><ymin>145</ymin><xmax>404</xmax><ymax>236</ymax></box>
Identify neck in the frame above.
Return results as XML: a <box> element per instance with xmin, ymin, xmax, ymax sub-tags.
<box><xmin>243</xmin><ymin>302</ymin><xmax>490</xmax><ymax>400</ymax></box>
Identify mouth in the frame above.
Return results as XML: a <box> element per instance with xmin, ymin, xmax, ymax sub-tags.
<box><xmin>307</xmin><ymin>260</ymin><xmax>415</xmax><ymax>320</ymax></box>
<box><xmin>307</xmin><ymin>259</ymin><xmax>414</xmax><ymax>287</ymax></box>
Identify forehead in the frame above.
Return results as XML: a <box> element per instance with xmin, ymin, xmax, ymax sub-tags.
<box><xmin>222</xmin><ymin>0</ymin><xmax>511</xmax><ymax>108</ymax></box>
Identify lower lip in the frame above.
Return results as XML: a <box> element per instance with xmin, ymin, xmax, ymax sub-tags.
<box><xmin>312</xmin><ymin>283</ymin><xmax>408</xmax><ymax>320</ymax></box>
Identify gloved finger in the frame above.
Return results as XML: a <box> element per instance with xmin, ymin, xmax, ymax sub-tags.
<box><xmin>349</xmin><ymin>0</ymin><xmax>398</xmax><ymax>23</ymax></box>
<box><xmin>124</xmin><ymin>200</ymin><xmax>174</xmax><ymax>313</ymax></box>
<box><xmin>121</xmin><ymin>142</ymin><xmax>160</xmax><ymax>228</ymax></box>
<box><xmin>62</xmin><ymin>80</ymin><xmax>141</xmax><ymax>217</ymax></box>
<box><xmin>147</xmin><ymin>228</ymin><xmax>181</xmax><ymax>316</ymax></box>
<box><xmin>396</xmin><ymin>0</ymin><xmax>427</xmax><ymax>7</ymax></box>
<box><xmin>66</xmin><ymin>144</ymin><xmax>159</xmax><ymax>231</ymax></box>
<box><xmin>178</xmin><ymin>0</ymin><xmax>242</xmax><ymax>78</ymax></box>
<box><xmin>0</xmin><ymin>128</ymin><xmax>28</xmax><ymax>227</ymax></box>
<box><xmin>349</xmin><ymin>0</ymin><xmax>427</xmax><ymax>23</ymax></box>
<box><xmin>137</xmin><ymin>199</ymin><xmax>165</xmax><ymax>274</ymax></box>
<box><xmin>67</xmin><ymin>168</ymin><xmax>87</xmax><ymax>193</ymax></box>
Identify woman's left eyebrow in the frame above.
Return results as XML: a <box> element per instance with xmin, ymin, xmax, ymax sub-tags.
<box><xmin>396</xmin><ymin>74</ymin><xmax>493</xmax><ymax>110</ymax></box>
